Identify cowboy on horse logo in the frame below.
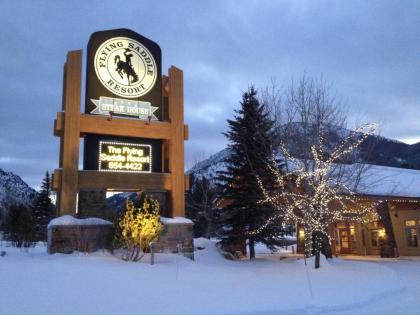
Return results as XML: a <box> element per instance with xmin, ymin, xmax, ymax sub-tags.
<box><xmin>114</xmin><ymin>48</ymin><xmax>139</xmax><ymax>85</ymax></box>
<box><xmin>94</xmin><ymin>37</ymin><xmax>157</xmax><ymax>98</ymax></box>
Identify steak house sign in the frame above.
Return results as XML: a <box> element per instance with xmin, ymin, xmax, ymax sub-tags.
<box><xmin>83</xmin><ymin>29</ymin><xmax>163</xmax><ymax>173</ymax></box>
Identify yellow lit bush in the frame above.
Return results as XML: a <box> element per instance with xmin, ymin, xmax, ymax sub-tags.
<box><xmin>118</xmin><ymin>194</ymin><xmax>163</xmax><ymax>261</ymax></box>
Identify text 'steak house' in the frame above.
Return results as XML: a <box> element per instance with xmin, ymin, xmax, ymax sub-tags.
<box><xmin>50</xmin><ymin>28</ymin><xmax>193</xmax><ymax>256</ymax></box>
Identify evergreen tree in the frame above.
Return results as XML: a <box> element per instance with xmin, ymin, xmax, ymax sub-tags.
<box><xmin>4</xmin><ymin>204</ymin><xmax>35</xmax><ymax>247</ymax></box>
<box><xmin>32</xmin><ymin>171</ymin><xmax>55</xmax><ymax>241</ymax></box>
<box><xmin>216</xmin><ymin>87</ymin><xmax>284</xmax><ymax>259</ymax></box>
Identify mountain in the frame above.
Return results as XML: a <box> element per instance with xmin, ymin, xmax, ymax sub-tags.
<box><xmin>0</xmin><ymin>168</ymin><xmax>36</xmax><ymax>223</ymax></box>
<box><xmin>360</xmin><ymin>135</ymin><xmax>420</xmax><ymax>169</ymax></box>
<box><xmin>188</xmin><ymin>132</ymin><xmax>420</xmax><ymax>180</ymax></box>
<box><xmin>187</xmin><ymin>148</ymin><xmax>231</xmax><ymax>180</ymax></box>
<box><xmin>106</xmin><ymin>192</ymin><xmax>137</xmax><ymax>212</ymax></box>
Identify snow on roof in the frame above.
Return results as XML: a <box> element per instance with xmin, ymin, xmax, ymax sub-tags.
<box><xmin>48</xmin><ymin>215</ymin><xmax>113</xmax><ymax>228</ymax></box>
<box><xmin>354</xmin><ymin>164</ymin><xmax>420</xmax><ymax>198</ymax></box>
<box><xmin>189</xmin><ymin>150</ymin><xmax>420</xmax><ymax>199</ymax></box>
<box><xmin>285</xmin><ymin>160</ymin><xmax>420</xmax><ymax>198</ymax></box>
<box><xmin>160</xmin><ymin>217</ymin><xmax>193</xmax><ymax>224</ymax></box>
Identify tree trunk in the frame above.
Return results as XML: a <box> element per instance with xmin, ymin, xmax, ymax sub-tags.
<box><xmin>313</xmin><ymin>231</ymin><xmax>322</xmax><ymax>269</ymax></box>
<box><xmin>304</xmin><ymin>226</ymin><xmax>313</xmax><ymax>257</ymax></box>
<box><xmin>249</xmin><ymin>238</ymin><xmax>255</xmax><ymax>259</ymax></box>
<box><xmin>321</xmin><ymin>233</ymin><xmax>333</xmax><ymax>259</ymax></box>
<box><xmin>315</xmin><ymin>250</ymin><xmax>320</xmax><ymax>269</ymax></box>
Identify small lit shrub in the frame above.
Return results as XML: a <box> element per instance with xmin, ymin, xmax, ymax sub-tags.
<box><xmin>117</xmin><ymin>194</ymin><xmax>163</xmax><ymax>261</ymax></box>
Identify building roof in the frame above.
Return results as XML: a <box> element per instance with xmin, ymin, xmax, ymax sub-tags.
<box><xmin>188</xmin><ymin>148</ymin><xmax>420</xmax><ymax>199</ymax></box>
<box><xmin>354</xmin><ymin>164</ymin><xmax>420</xmax><ymax>198</ymax></box>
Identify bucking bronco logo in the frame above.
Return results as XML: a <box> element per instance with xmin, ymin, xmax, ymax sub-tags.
<box><xmin>114</xmin><ymin>49</ymin><xmax>139</xmax><ymax>84</ymax></box>
<box><xmin>94</xmin><ymin>37</ymin><xmax>157</xmax><ymax>98</ymax></box>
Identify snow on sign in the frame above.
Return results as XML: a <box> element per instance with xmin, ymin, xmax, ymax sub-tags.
<box><xmin>98</xmin><ymin>141</ymin><xmax>152</xmax><ymax>173</ymax></box>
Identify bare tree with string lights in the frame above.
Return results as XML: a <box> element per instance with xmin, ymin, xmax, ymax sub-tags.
<box><xmin>254</xmin><ymin>75</ymin><xmax>380</xmax><ymax>268</ymax></box>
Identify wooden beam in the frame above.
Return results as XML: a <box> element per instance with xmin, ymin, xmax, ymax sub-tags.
<box><xmin>168</xmin><ymin>66</ymin><xmax>185</xmax><ymax>217</ymax></box>
<box><xmin>184</xmin><ymin>174</ymin><xmax>190</xmax><ymax>191</ymax></box>
<box><xmin>53</xmin><ymin>169</ymin><xmax>171</xmax><ymax>191</ymax></box>
<box><xmin>51</xmin><ymin>170</ymin><xmax>61</xmax><ymax>191</ymax></box>
<box><xmin>59</xmin><ymin>50</ymin><xmax>82</xmax><ymax>216</ymax></box>
<box><xmin>54</xmin><ymin>112</ymin><xmax>173</xmax><ymax>139</ymax></box>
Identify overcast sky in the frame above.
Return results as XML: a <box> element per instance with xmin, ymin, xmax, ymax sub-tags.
<box><xmin>0</xmin><ymin>1</ymin><xmax>419</xmax><ymax>188</ymax></box>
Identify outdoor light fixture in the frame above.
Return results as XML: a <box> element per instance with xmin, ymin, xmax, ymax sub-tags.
<box><xmin>298</xmin><ymin>229</ymin><xmax>305</xmax><ymax>239</ymax></box>
<box><xmin>378</xmin><ymin>229</ymin><xmax>386</xmax><ymax>238</ymax></box>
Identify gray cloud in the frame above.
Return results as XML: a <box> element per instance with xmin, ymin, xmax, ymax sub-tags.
<box><xmin>0</xmin><ymin>0</ymin><xmax>419</xmax><ymax>187</ymax></box>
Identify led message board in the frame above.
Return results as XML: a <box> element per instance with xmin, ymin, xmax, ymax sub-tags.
<box><xmin>99</xmin><ymin>141</ymin><xmax>151</xmax><ymax>173</ymax></box>
<box><xmin>83</xmin><ymin>135</ymin><xmax>162</xmax><ymax>173</ymax></box>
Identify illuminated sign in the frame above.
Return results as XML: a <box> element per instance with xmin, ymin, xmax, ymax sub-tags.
<box><xmin>85</xmin><ymin>28</ymin><xmax>162</xmax><ymax>120</ymax></box>
<box><xmin>99</xmin><ymin>141</ymin><xmax>152</xmax><ymax>173</ymax></box>
<box><xmin>90</xmin><ymin>96</ymin><xmax>158</xmax><ymax>120</ymax></box>
<box><xmin>94</xmin><ymin>37</ymin><xmax>157</xmax><ymax>98</ymax></box>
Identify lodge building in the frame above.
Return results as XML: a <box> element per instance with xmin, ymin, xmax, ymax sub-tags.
<box><xmin>296</xmin><ymin>164</ymin><xmax>420</xmax><ymax>257</ymax></box>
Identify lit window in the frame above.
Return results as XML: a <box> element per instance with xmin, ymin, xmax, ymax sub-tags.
<box><xmin>405</xmin><ymin>228</ymin><xmax>418</xmax><ymax>247</ymax></box>
<box><xmin>405</xmin><ymin>220</ymin><xmax>416</xmax><ymax>227</ymax></box>
<box><xmin>371</xmin><ymin>230</ymin><xmax>379</xmax><ymax>247</ymax></box>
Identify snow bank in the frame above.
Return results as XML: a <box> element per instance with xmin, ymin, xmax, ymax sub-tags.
<box><xmin>194</xmin><ymin>237</ymin><xmax>210</xmax><ymax>249</ymax></box>
<box><xmin>0</xmin><ymin>240</ymin><xmax>408</xmax><ymax>315</ymax></box>
<box><xmin>47</xmin><ymin>215</ymin><xmax>112</xmax><ymax>228</ymax></box>
<box><xmin>160</xmin><ymin>216</ymin><xmax>193</xmax><ymax>224</ymax></box>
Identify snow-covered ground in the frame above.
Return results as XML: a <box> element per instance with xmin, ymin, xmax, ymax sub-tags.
<box><xmin>0</xmin><ymin>239</ymin><xmax>419</xmax><ymax>315</ymax></box>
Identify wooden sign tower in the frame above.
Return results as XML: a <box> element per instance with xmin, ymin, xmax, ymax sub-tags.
<box><xmin>52</xmin><ymin>30</ymin><xmax>189</xmax><ymax>218</ymax></box>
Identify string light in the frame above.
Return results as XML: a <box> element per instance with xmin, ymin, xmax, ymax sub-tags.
<box><xmin>249</xmin><ymin>123</ymin><xmax>380</xmax><ymax>257</ymax></box>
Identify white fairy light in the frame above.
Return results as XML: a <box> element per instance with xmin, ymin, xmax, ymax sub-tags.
<box><xmin>249</xmin><ymin>123</ymin><xmax>380</xmax><ymax>256</ymax></box>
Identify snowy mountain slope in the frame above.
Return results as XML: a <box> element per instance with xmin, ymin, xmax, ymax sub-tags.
<box><xmin>275</xmin><ymin>122</ymin><xmax>419</xmax><ymax>168</ymax></box>
<box><xmin>188</xmin><ymin>133</ymin><xmax>420</xmax><ymax>198</ymax></box>
<box><xmin>187</xmin><ymin>148</ymin><xmax>230</xmax><ymax>180</ymax></box>
<box><xmin>0</xmin><ymin>168</ymin><xmax>36</xmax><ymax>211</ymax></box>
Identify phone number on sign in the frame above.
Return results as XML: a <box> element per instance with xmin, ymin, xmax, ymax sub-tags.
<box><xmin>107</xmin><ymin>162</ymin><xmax>145</xmax><ymax>171</ymax></box>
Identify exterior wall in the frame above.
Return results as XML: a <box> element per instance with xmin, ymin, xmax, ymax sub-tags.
<box><xmin>331</xmin><ymin>222</ymin><xmax>381</xmax><ymax>256</ymax></box>
<box><xmin>153</xmin><ymin>222</ymin><xmax>194</xmax><ymax>259</ymax></box>
<box><xmin>276</xmin><ymin>199</ymin><xmax>420</xmax><ymax>257</ymax></box>
<box><xmin>388</xmin><ymin>202</ymin><xmax>420</xmax><ymax>256</ymax></box>
<box><xmin>48</xmin><ymin>224</ymin><xmax>114</xmax><ymax>254</ymax></box>
<box><xmin>48</xmin><ymin>220</ymin><xmax>194</xmax><ymax>259</ymax></box>
<box><xmin>360</xmin><ymin>222</ymin><xmax>382</xmax><ymax>256</ymax></box>
<box><xmin>298</xmin><ymin>221</ymin><xmax>385</xmax><ymax>256</ymax></box>
<box><xmin>330</xmin><ymin>201</ymin><xmax>420</xmax><ymax>257</ymax></box>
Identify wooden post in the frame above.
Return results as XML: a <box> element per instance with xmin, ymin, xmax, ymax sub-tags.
<box><xmin>58</xmin><ymin>50</ymin><xmax>82</xmax><ymax>215</ymax></box>
<box><xmin>168</xmin><ymin>66</ymin><xmax>185</xmax><ymax>217</ymax></box>
<box><xmin>53</xmin><ymin>55</ymin><xmax>188</xmax><ymax>218</ymax></box>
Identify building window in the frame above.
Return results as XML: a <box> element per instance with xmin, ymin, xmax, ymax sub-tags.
<box><xmin>406</xmin><ymin>220</ymin><xmax>416</xmax><ymax>227</ymax></box>
<box><xmin>405</xmin><ymin>220</ymin><xmax>418</xmax><ymax>247</ymax></box>
<box><xmin>371</xmin><ymin>230</ymin><xmax>379</xmax><ymax>247</ymax></box>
